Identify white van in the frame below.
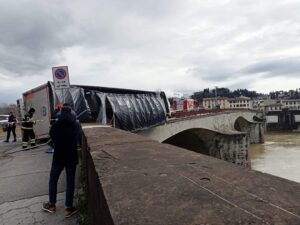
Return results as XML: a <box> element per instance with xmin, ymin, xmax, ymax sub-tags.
<box><xmin>0</xmin><ymin>115</ymin><xmax>9</xmax><ymax>131</ymax></box>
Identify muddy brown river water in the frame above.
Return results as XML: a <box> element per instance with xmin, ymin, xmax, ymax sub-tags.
<box><xmin>249</xmin><ymin>132</ymin><xmax>300</xmax><ymax>183</ymax></box>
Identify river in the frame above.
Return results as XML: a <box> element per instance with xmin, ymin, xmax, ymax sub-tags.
<box><xmin>249</xmin><ymin>132</ymin><xmax>300</xmax><ymax>183</ymax></box>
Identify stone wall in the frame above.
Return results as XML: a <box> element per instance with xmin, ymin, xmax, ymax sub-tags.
<box><xmin>235</xmin><ymin>118</ymin><xmax>264</xmax><ymax>144</ymax></box>
<box><xmin>163</xmin><ymin>129</ymin><xmax>250</xmax><ymax>166</ymax></box>
<box><xmin>208</xmin><ymin>133</ymin><xmax>250</xmax><ymax>166</ymax></box>
<box><xmin>82</xmin><ymin>126</ymin><xmax>300</xmax><ymax>225</ymax></box>
<box><xmin>81</xmin><ymin>132</ymin><xmax>114</xmax><ymax>225</ymax></box>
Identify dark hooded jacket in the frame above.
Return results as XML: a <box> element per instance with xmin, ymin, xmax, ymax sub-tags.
<box><xmin>50</xmin><ymin>106</ymin><xmax>80</xmax><ymax>166</ymax></box>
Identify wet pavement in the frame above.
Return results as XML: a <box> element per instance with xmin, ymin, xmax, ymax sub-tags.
<box><xmin>0</xmin><ymin>138</ymin><xmax>79</xmax><ymax>225</ymax></box>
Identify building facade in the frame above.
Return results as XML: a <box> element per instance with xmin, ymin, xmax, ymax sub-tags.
<box><xmin>202</xmin><ymin>96</ymin><xmax>253</xmax><ymax>110</ymax></box>
<box><xmin>202</xmin><ymin>97</ymin><xmax>229</xmax><ymax>109</ymax></box>
<box><xmin>228</xmin><ymin>96</ymin><xmax>252</xmax><ymax>109</ymax></box>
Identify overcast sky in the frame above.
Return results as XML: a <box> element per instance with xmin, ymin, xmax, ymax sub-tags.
<box><xmin>1</xmin><ymin>0</ymin><xmax>300</xmax><ymax>104</ymax></box>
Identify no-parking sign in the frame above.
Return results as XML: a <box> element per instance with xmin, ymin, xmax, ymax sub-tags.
<box><xmin>52</xmin><ymin>66</ymin><xmax>70</xmax><ymax>89</ymax></box>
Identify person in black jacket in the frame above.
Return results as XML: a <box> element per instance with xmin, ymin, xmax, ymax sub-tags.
<box><xmin>21</xmin><ymin>108</ymin><xmax>36</xmax><ymax>148</ymax></box>
<box><xmin>47</xmin><ymin>104</ymin><xmax>63</xmax><ymax>153</ymax></box>
<box><xmin>42</xmin><ymin>105</ymin><xmax>80</xmax><ymax>217</ymax></box>
<box><xmin>4</xmin><ymin>112</ymin><xmax>17</xmax><ymax>142</ymax></box>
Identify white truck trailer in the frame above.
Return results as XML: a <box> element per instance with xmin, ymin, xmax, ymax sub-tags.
<box><xmin>22</xmin><ymin>83</ymin><xmax>53</xmax><ymax>139</ymax></box>
<box><xmin>21</xmin><ymin>81</ymin><xmax>170</xmax><ymax>139</ymax></box>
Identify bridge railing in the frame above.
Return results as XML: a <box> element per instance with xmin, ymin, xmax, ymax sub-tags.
<box><xmin>170</xmin><ymin>108</ymin><xmax>259</xmax><ymax>119</ymax></box>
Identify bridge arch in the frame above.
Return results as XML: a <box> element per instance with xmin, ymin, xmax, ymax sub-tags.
<box><xmin>162</xmin><ymin>128</ymin><xmax>212</xmax><ymax>156</ymax></box>
<box><xmin>162</xmin><ymin>127</ymin><xmax>250</xmax><ymax>164</ymax></box>
<box><xmin>234</xmin><ymin>116</ymin><xmax>252</xmax><ymax>132</ymax></box>
<box><xmin>234</xmin><ymin>116</ymin><xmax>264</xmax><ymax>144</ymax></box>
<box><xmin>137</xmin><ymin>111</ymin><xmax>263</xmax><ymax>165</ymax></box>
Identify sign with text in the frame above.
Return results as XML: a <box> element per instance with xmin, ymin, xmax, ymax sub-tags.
<box><xmin>52</xmin><ymin>66</ymin><xmax>70</xmax><ymax>89</ymax></box>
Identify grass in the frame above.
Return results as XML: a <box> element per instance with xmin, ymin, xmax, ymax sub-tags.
<box><xmin>77</xmin><ymin>152</ymin><xmax>90</xmax><ymax>225</ymax></box>
<box><xmin>0</xmin><ymin>127</ymin><xmax>21</xmax><ymax>137</ymax></box>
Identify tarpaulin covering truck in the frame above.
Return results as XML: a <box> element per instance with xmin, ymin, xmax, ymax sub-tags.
<box><xmin>21</xmin><ymin>81</ymin><xmax>170</xmax><ymax>139</ymax></box>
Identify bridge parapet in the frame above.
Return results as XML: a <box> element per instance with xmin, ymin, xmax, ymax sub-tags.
<box><xmin>82</xmin><ymin>126</ymin><xmax>300</xmax><ymax>225</ymax></box>
<box><xmin>138</xmin><ymin>111</ymin><xmax>259</xmax><ymax>142</ymax></box>
<box><xmin>137</xmin><ymin>111</ymin><xmax>264</xmax><ymax>166</ymax></box>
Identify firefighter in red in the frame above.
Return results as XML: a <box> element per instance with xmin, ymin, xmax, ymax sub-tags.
<box><xmin>22</xmin><ymin>108</ymin><xmax>36</xmax><ymax>149</ymax></box>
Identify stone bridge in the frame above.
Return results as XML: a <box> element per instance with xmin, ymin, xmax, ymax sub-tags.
<box><xmin>137</xmin><ymin>110</ymin><xmax>264</xmax><ymax>166</ymax></box>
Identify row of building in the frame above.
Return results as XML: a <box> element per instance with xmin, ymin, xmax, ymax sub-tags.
<box><xmin>171</xmin><ymin>93</ymin><xmax>300</xmax><ymax>131</ymax></box>
<box><xmin>171</xmin><ymin>96</ymin><xmax>253</xmax><ymax>111</ymax></box>
<box><xmin>171</xmin><ymin>96</ymin><xmax>300</xmax><ymax>113</ymax></box>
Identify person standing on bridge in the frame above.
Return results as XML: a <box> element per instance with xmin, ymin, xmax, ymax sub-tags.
<box><xmin>46</xmin><ymin>104</ymin><xmax>63</xmax><ymax>153</ymax></box>
<box><xmin>4</xmin><ymin>111</ymin><xmax>17</xmax><ymax>142</ymax></box>
<box><xmin>42</xmin><ymin>105</ymin><xmax>80</xmax><ymax>218</ymax></box>
<box><xmin>21</xmin><ymin>108</ymin><xmax>36</xmax><ymax>149</ymax></box>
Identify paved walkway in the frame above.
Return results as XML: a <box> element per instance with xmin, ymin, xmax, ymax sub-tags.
<box><xmin>0</xmin><ymin>138</ymin><xmax>79</xmax><ymax>225</ymax></box>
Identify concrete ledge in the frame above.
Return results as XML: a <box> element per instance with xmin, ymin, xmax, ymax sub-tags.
<box><xmin>82</xmin><ymin>127</ymin><xmax>300</xmax><ymax>225</ymax></box>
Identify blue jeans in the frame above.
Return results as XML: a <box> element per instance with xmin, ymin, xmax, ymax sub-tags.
<box><xmin>49</xmin><ymin>165</ymin><xmax>77</xmax><ymax>208</ymax></box>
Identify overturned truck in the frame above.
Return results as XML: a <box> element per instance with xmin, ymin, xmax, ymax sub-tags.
<box><xmin>22</xmin><ymin>81</ymin><xmax>170</xmax><ymax>139</ymax></box>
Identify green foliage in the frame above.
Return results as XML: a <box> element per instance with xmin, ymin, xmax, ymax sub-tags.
<box><xmin>269</xmin><ymin>89</ymin><xmax>300</xmax><ymax>99</ymax></box>
<box><xmin>0</xmin><ymin>103</ymin><xmax>17</xmax><ymax>114</ymax></box>
<box><xmin>191</xmin><ymin>87</ymin><xmax>261</xmax><ymax>102</ymax></box>
<box><xmin>77</xmin><ymin>161</ymin><xmax>90</xmax><ymax>225</ymax></box>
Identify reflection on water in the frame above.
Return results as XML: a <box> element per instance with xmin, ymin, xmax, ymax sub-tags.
<box><xmin>249</xmin><ymin>132</ymin><xmax>300</xmax><ymax>183</ymax></box>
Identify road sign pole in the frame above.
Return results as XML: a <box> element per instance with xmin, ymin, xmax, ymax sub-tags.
<box><xmin>62</xmin><ymin>88</ymin><xmax>65</xmax><ymax>104</ymax></box>
<box><xmin>52</xmin><ymin>66</ymin><xmax>71</xmax><ymax>104</ymax></box>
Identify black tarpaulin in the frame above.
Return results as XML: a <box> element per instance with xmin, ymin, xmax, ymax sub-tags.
<box><xmin>49</xmin><ymin>82</ymin><xmax>91</xmax><ymax>122</ymax></box>
<box><xmin>105</xmin><ymin>93</ymin><xmax>166</xmax><ymax>131</ymax></box>
<box><xmin>92</xmin><ymin>92</ymin><xmax>166</xmax><ymax>131</ymax></box>
<box><xmin>48</xmin><ymin>81</ymin><xmax>168</xmax><ymax>131</ymax></box>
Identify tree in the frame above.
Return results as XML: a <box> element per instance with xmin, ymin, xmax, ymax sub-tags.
<box><xmin>0</xmin><ymin>103</ymin><xmax>17</xmax><ymax>114</ymax></box>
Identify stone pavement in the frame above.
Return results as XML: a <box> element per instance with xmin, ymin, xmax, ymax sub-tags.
<box><xmin>0</xmin><ymin>193</ymin><xmax>76</xmax><ymax>225</ymax></box>
<box><xmin>0</xmin><ymin>138</ymin><xmax>79</xmax><ymax>225</ymax></box>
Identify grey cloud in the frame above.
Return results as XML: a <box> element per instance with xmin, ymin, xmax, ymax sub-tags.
<box><xmin>186</xmin><ymin>65</ymin><xmax>233</xmax><ymax>82</ymax></box>
<box><xmin>0</xmin><ymin>0</ymin><xmax>185</xmax><ymax>80</ymax></box>
<box><xmin>1</xmin><ymin>0</ymin><xmax>300</xmax><ymax>104</ymax></box>
<box><xmin>227</xmin><ymin>79</ymin><xmax>254</xmax><ymax>91</ymax></box>
<box><xmin>0</xmin><ymin>91</ymin><xmax>20</xmax><ymax>104</ymax></box>
<box><xmin>70</xmin><ymin>0</ymin><xmax>185</xmax><ymax>50</ymax></box>
<box><xmin>242</xmin><ymin>58</ymin><xmax>300</xmax><ymax>77</ymax></box>
<box><xmin>0</xmin><ymin>2</ymin><xmax>76</xmax><ymax>76</ymax></box>
<box><xmin>107</xmin><ymin>0</ymin><xmax>183</xmax><ymax>18</ymax></box>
